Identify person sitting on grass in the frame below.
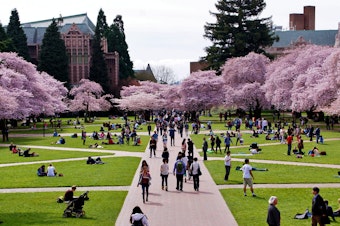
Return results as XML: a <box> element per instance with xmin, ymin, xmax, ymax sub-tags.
<box><xmin>9</xmin><ymin>142</ymin><xmax>16</xmax><ymax>152</ymax></box>
<box><xmin>86</xmin><ymin>156</ymin><xmax>104</xmax><ymax>164</ymax></box>
<box><xmin>37</xmin><ymin>165</ymin><xmax>47</xmax><ymax>176</ymax></box>
<box><xmin>88</xmin><ymin>143</ymin><xmax>103</xmax><ymax>148</ymax></box>
<box><xmin>23</xmin><ymin>148</ymin><xmax>38</xmax><ymax>157</ymax></box>
<box><xmin>47</xmin><ymin>163</ymin><xmax>57</xmax><ymax>177</ymax></box>
<box><xmin>64</xmin><ymin>185</ymin><xmax>77</xmax><ymax>202</ymax></box>
<box><xmin>54</xmin><ymin>137</ymin><xmax>65</xmax><ymax>144</ymax></box>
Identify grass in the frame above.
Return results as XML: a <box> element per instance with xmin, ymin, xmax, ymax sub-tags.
<box><xmin>1</xmin><ymin>157</ymin><xmax>140</xmax><ymax>188</ymax></box>
<box><xmin>220</xmin><ymin>188</ymin><xmax>340</xmax><ymax>226</ymax></box>
<box><xmin>191</xmin><ymin>133</ymin><xmax>340</xmax><ymax>164</ymax></box>
<box><xmin>205</xmin><ymin>160</ymin><xmax>340</xmax><ymax>185</ymax></box>
<box><xmin>0</xmin><ymin>191</ymin><xmax>127</xmax><ymax>226</ymax></box>
<box><xmin>5</xmin><ymin>135</ymin><xmax>150</xmax><ymax>152</ymax></box>
<box><xmin>0</xmin><ymin>147</ymin><xmax>114</xmax><ymax>164</ymax></box>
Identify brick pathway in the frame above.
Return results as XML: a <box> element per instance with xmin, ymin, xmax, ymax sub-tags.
<box><xmin>115</xmin><ymin>133</ymin><xmax>238</xmax><ymax>226</ymax></box>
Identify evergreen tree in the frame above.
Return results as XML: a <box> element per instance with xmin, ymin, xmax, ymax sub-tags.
<box><xmin>89</xmin><ymin>9</ymin><xmax>109</xmax><ymax>93</ymax></box>
<box><xmin>203</xmin><ymin>0</ymin><xmax>278</xmax><ymax>72</ymax></box>
<box><xmin>0</xmin><ymin>23</ymin><xmax>15</xmax><ymax>52</ymax></box>
<box><xmin>107</xmin><ymin>15</ymin><xmax>134</xmax><ymax>79</ymax></box>
<box><xmin>37</xmin><ymin>19</ymin><xmax>69</xmax><ymax>86</ymax></box>
<box><xmin>6</xmin><ymin>9</ymin><xmax>30</xmax><ymax>61</ymax></box>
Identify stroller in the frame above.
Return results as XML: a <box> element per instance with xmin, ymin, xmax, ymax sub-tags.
<box><xmin>63</xmin><ymin>191</ymin><xmax>89</xmax><ymax>218</ymax></box>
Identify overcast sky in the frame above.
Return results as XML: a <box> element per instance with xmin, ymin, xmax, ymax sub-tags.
<box><xmin>1</xmin><ymin>0</ymin><xmax>339</xmax><ymax>80</ymax></box>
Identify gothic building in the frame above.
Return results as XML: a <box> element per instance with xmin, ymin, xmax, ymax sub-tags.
<box><xmin>21</xmin><ymin>13</ymin><xmax>119</xmax><ymax>92</ymax></box>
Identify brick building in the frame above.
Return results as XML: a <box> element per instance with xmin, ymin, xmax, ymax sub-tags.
<box><xmin>21</xmin><ymin>13</ymin><xmax>119</xmax><ymax>92</ymax></box>
<box><xmin>289</xmin><ymin>6</ymin><xmax>315</xmax><ymax>31</ymax></box>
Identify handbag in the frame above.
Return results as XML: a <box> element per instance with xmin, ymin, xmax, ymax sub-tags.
<box><xmin>198</xmin><ymin>166</ymin><xmax>202</xmax><ymax>176</ymax></box>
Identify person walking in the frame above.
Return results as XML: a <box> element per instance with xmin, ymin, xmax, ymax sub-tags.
<box><xmin>315</xmin><ymin>127</ymin><xmax>321</xmax><ymax>144</ymax></box>
<box><xmin>138</xmin><ymin>167</ymin><xmax>151</xmax><ymax>203</ymax></box>
<box><xmin>240</xmin><ymin>158</ymin><xmax>256</xmax><ymax>197</ymax></box>
<box><xmin>147</xmin><ymin>124</ymin><xmax>152</xmax><ymax>136</ymax></box>
<box><xmin>224</xmin><ymin>133</ymin><xmax>232</xmax><ymax>153</ymax></box>
<box><xmin>286</xmin><ymin>134</ymin><xmax>293</xmax><ymax>155</ymax></box>
<box><xmin>173</xmin><ymin>155</ymin><xmax>186</xmax><ymax>191</ymax></box>
<box><xmin>297</xmin><ymin>135</ymin><xmax>304</xmax><ymax>155</ymax></box>
<box><xmin>187</xmin><ymin>138</ymin><xmax>194</xmax><ymax>159</ymax></box>
<box><xmin>161</xmin><ymin>147</ymin><xmax>169</xmax><ymax>162</ymax></box>
<box><xmin>130</xmin><ymin>206</ymin><xmax>149</xmax><ymax>226</ymax></box>
<box><xmin>309</xmin><ymin>125</ymin><xmax>314</xmax><ymax>142</ymax></box>
<box><xmin>210</xmin><ymin>135</ymin><xmax>215</xmax><ymax>152</ymax></box>
<box><xmin>224</xmin><ymin>151</ymin><xmax>231</xmax><ymax>181</ymax></box>
<box><xmin>202</xmin><ymin>137</ymin><xmax>208</xmax><ymax>161</ymax></box>
<box><xmin>81</xmin><ymin>130</ymin><xmax>86</xmax><ymax>145</ymax></box>
<box><xmin>181</xmin><ymin>138</ymin><xmax>187</xmax><ymax>155</ymax></box>
<box><xmin>267</xmin><ymin>196</ymin><xmax>280</xmax><ymax>226</ymax></box>
<box><xmin>215</xmin><ymin>135</ymin><xmax>222</xmax><ymax>153</ymax></box>
<box><xmin>235</xmin><ymin>130</ymin><xmax>242</xmax><ymax>146</ymax></box>
<box><xmin>149</xmin><ymin>136</ymin><xmax>157</xmax><ymax>158</ymax></box>
<box><xmin>311</xmin><ymin>187</ymin><xmax>327</xmax><ymax>226</ymax></box>
<box><xmin>190</xmin><ymin>157</ymin><xmax>201</xmax><ymax>191</ymax></box>
<box><xmin>169</xmin><ymin>126</ymin><xmax>176</xmax><ymax>146</ymax></box>
<box><xmin>160</xmin><ymin>158</ymin><xmax>169</xmax><ymax>191</ymax></box>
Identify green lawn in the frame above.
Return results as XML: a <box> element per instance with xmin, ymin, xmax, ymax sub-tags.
<box><xmin>5</xmin><ymin>135</ymin><xmax>150</xmax><ymax>152</ymax></box>
<box><xmin>1</xmin><ymin>157</ymin><xmax>140</xmax><ymax>188</ymax></box>
<box><xmin>0</xmin><ymin>147</ymin><xmax>114</xmax><ymax>164</ymax></box>
<box><xmin>221</xmin><ymin>188</ymin><xmax>340</xmax><ymax>226</ymax></box>
<box><xmin>191</xmin><ymin>134</ymin><xmax>340</xmax><ymax>164</ymax></box>
<box><xmin>0</xmin><ymin>191</ymin><xmax>127</xmax><ymax>226</ymax></box>
<box><xmin>205</xmin><ymin>160</ymin><xmax>340</xmax><ymax>185</ymax></box>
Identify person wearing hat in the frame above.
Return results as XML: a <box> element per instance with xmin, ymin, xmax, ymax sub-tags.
<box><xmin>64</xmin><ymin>185</ymin><xmax>77</xmax><ymax>202</ymax></box>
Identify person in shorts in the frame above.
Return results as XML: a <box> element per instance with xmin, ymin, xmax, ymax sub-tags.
<box><xmin>240</xmin><ymin>158</ymin><xmax>256</xmax><ymax>197</ymax></box>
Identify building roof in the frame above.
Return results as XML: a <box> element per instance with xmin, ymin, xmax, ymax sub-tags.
<box><xmin>21</xmin><ymin>13</ymin><xmax>96</xmax><ymax>45</ymax></box>
<box><xmin>273</xmin><ymin>30</ymin><xmax>338</xmax><ymax>47</ymax></box>
<box><xmin>22</xmin><ymin>13</ymin><xmax>95</xmax><ymax>32</ymax></box>
<box><xmin>134</xmin><ymin>64</ymin><xmax>157</xmax><ymax>82</ymax></box>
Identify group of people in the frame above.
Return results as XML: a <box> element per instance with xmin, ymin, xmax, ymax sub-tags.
<box><xmin>267</xmin><ymin>186</ymin><xmax>340</xmax><ymax>226</ymax></box>
<box><xmin>10</xmin><ymin>143</ymin><xmax>38</xmax><ymax>157</ymax></box>
<box><xmin>37</xmin><ymin>163</ymin><xmax>59</xmax><ymax>177</ymax></box>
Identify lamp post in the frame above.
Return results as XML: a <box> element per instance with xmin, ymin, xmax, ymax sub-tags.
<box><xmin>42</xmin><ymin>107</ymin><xmax>45</xmax><ymax>137</ymax></box>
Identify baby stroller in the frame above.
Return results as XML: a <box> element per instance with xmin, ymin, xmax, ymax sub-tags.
<box><xmin>63</xmin><ymin>191</ymin><xmax>89</xmax><ymax>218</ymax></box>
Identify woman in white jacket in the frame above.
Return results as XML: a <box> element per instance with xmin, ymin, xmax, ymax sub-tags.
<box><xmin>130</xmin><ymin>206</ymin><xmax>149</xmax><ymax>226</ymax></box>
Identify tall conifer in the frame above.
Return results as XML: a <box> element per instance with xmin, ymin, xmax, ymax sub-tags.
<box><xmin>107</xmin><ymin>15</ymin><xmax>134</xmax><ymax>79</ymax></box>
<box><xmin>89</xmin><ymin>9</ymin><xmax>109</xmax><ymax>93</ymax></box>
<box><xmin>6</xmin><ymin>9</ymin><xmax>30</xmax><ymax>61</ymax></box>
<box><xmin>203</xmin><ymin>0</ymin><xmax>278</xmax><ymax>72</ymax></box>
<box><xmin>38</xmin><ymin>19</ymin><xmax>69</xmax><ymax>86</ymax></box>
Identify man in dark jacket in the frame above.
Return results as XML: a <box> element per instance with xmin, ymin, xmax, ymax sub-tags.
<box><xmin>311</xmin><ymin>187</ymin><xmax>327</xmax><ymax>226</ymax></box>
<box><xmin>267</xmin><ymin>196</ymin><xmax>280</xmax><ymax>226</ymax></box>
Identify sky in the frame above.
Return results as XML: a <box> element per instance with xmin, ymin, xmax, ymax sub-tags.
<box><xmin>0</xmin><ymin>0</ymin><xmax>340</xmax><ymax>81</ymax></box>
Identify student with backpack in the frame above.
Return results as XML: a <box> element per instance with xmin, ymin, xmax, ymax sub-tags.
<box><xmin>130</xmin><ymin>206</ymin><xmax>149</xmax><ymax>226</ymax></box>
<box><xmin>173</xmin><ymin>153</ymin><xmax>186</xmax><ymax>191</ymax></box>
<box><xmin>138</xmin><ymin>167</ymin><xmax>151</xmax><ymax>203</ymax></box>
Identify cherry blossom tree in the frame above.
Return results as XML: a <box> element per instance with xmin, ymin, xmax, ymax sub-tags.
<box><xmin>0</xmin><ymin>52</ymin><xmax>68</xmax><ymax>119</ymax></box>
<box><xmin>179</xmin><ymin>70</ymin><xmax>223</xmax><ymax>112</ymax></box>
<box><xmin>262</xmin><ymin>44</ymin><xmax>340</xmax><ymax>119</ymax></box>
<box><xmin>68</xmin><ymin>79</ymin><xmax>112</xmax><ymax>122</ymax></box>
<box><xmin>116</xmin><ymin>81</ymin><xmax>168</xmax><ymax>111</ymax></box>
<box><xmin>221</xmin><ymin>52</ymin><xmax>270</xmax><ymax>118</ymax></box>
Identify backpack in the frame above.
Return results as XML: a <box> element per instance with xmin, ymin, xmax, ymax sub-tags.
<box><xmin>294</xmin><ymin>209</ymin><xmax>309</xmax><ymax>219</ymax></box>
<box><xmin>176</xmin><ymin>161</ymin><xmax>184</xmax><ymax>173</ymax></box>
<box><xmin>133</xmin><ymin>216</ymin><xmax>144</xmax><ymax>226</ymax></box>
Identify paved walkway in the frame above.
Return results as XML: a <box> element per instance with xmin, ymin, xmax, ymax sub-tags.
<box><xmin>115</xmin><ymin>133</ymin><xmax>238</xmax><ymax>226</ymax></box>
